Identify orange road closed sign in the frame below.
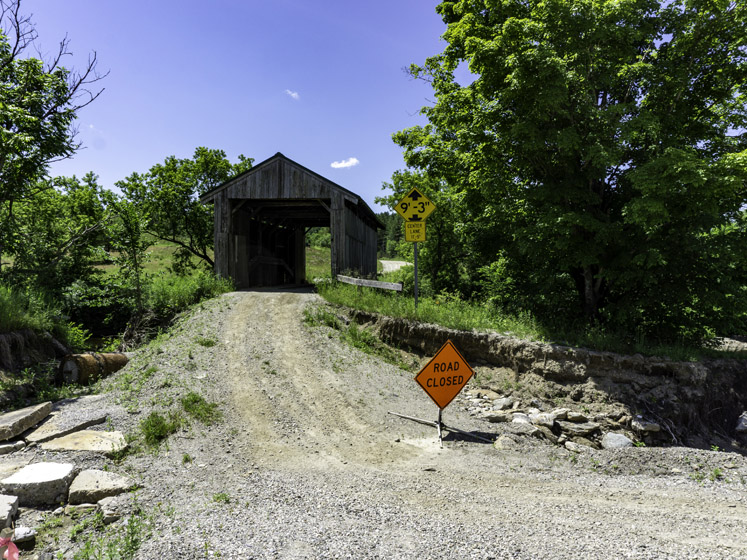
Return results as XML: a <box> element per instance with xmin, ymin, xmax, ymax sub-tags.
<box><xmin>415</xmin><ymin>340</ymin><xmax>474</xmax><ymax>409</ymax></box>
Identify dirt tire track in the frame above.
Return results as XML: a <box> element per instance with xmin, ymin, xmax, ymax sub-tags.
<box><xmin>215</xmin><ymin>290</ymin><xmax>747</xmax><ymax>558</ymax></box>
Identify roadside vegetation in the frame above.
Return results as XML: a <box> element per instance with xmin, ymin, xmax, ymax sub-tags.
<box><xmin>314</xmin><ymin>270</ymin><xmax>747</xmax><ymax>362</ymax></box>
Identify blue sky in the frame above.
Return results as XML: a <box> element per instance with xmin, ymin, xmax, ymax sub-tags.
<box><xmin>28</xmin><ymin>0</ymin><xmax>448</xmax><ymax>211</ymax></box>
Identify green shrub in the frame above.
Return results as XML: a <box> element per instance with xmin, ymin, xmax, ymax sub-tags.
<box><xmin>181</xmin><ymin>392</ymin><xmax>222</xmax><ymax>425</ymax></box>
<box><xmin>62</xmin><ymin>277</ymin><xmax>136</xmax><ymax>336</ymax></box>
<box><xmin>0</xmin><ymin>283</ymin><xmax>55</xmax><ymax>333</ymax></box>
<box><xmin>306</xmin><ymin>227</ymin><xmax>331</xmax><ymax>248</ymax></box>
<box><xmin>195</xmin><ymin>336</ymin><xmax>217</xmax><ymax>347</ymax></box>
<box><xmin>146</xmin><ymin>269</ymin><xmax>233</xmax><ymax>321</ymax></box>
<box><xmin>140</xmin><ymin>411</ymin><xmax>182</xmax><ymax>448</ymax></box>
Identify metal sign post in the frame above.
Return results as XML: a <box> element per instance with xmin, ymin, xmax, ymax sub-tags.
<box><xmin>413</xmin><ymin>242</ymin><xmax>418</xmax><ymax>311</ymax></box>
<box><xmin>395</xmin><ymin>188</ymin><xmax>435</xmax><ymax>315</ymax></box>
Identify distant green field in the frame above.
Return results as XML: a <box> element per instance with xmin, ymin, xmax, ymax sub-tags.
<box><xmin>306</xmin><ymin>246</ymin><xmax>331</xmax><ymax>280</ymax></box>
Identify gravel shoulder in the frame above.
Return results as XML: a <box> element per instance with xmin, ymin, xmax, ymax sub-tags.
<box><xmin>12</xmin><ymin>289</ymin><xmax>747</xmax><ymax>559</ymax></box>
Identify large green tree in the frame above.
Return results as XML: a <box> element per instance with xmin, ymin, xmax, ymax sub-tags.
<box><xmin>394</xmin><ymin>0</ymin><xmax>747</xmax><ymax>340</ymax></box>
<box><xmin>7</xmin><ymin>173</ymin><xmax>108</xmax><ymax>295</ymax></box>
<box><xmin>117</xmin><ymin>147</ymin><xmax>253</xmax><ymax>273</ymax></box>
<box><xmin>0</xmin><ymin>0</ymin><xmax>104</xmax><ymax>271</ymax></box>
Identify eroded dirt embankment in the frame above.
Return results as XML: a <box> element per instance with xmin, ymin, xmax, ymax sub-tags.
<box><xmin>0</xmin><ymin>330</ymin><xmax>68</xmax><ymax>374</ymax></box>
<box><xmin>349</xmin><ymin>309</ymin><xmax>747</xmax><ymax>448</ymax></box>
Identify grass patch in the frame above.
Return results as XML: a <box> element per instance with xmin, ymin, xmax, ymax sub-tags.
<box><xmin>304</xmin><ymin>303</ymin><xmax>412</xmax><ymax>369</ymax></box>
<box><xmin>98</xmin><ymin>237</ymin><xmax>212</xmax><ymax>276</ymax></box>
<box><xmin>315</xmin><ymin>280</ymin><xmax>746</xmax><ymax>361</ymax></box>
<box><xmin>140</xmin><ymin>411</ymin><xmax>183</xmax><ymax>449</ymax></box>
<box><xmin>180</xmin><ymin>392</ymin><xmax>222</xmax><ymax>425</ymax></box>
<box><xmin>146</xmin><ymin>269</ymin><xmax>233</xmax><ymax>320</ymax></box>
<box><xmin>316</xmin><ymin>281</ymin><xmax>539</xmax><ymax>339</ymax></box>
<box><xmin>0</xmin><ymin>283</ymin><xmax>92</xmax><ymax>351</ymax></box>
<box><xmin>195</xmin><ymin>336</ymin><xmax>217</xmax><ymax>348</ymax></box>
<box><xmin>71</xmin><ymin>502</ymin><xmax>153</xmax><ymax>560</ymax></box>
<box><xmin>212</xmin><ymin>492</ymin><xmax>231</xmax><ymax>504</ymax></box>
<box><xmin>303</xmin><ymin>306</ymin><xmax>342</xmax><ymax>329</ymax></box>
<box><xmin>306</xmin><ymin>246</ymin><xmax>331</xmax><ymax>280</ymax></box>
<box><xmin>0</xmin><ymin>283</ymin><xmax>55</xmax><ymax>333</ymax></box>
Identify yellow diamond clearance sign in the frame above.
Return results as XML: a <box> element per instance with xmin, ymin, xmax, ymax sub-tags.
<box><xmin>395</xmin><ymin>187</ymin><xmax>436</xmax><ymax>222</ymax></box>
<box><xmin>415</xmin><ymin>340</ymin><xmax>474</xmax><ymax>409</ymax></box>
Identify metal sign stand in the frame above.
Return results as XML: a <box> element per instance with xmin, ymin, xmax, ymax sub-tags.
<box><xmin>413</xmin><ymin>242</ymin><xmax>419</xmax><ymax>312</ymax></box>
<box><xmin>388</xmin><ymin>410</ymin><xmax>493</xmax><ymax>448</ymax></box>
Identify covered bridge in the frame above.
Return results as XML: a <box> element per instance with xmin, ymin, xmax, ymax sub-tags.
<box><xmin>200</xmin><ymin>152</ymin><xmax>382</xmax><ymax>288</ymax></box>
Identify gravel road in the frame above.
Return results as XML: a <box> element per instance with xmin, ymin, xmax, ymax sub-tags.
<box><xmin>379</xmin><ymin>260</ymin><xmax>409</xmax><ymax>274</ymax></box>
<box><xmin>20</xmin><ymin>289</ymin><xmax>747</xmax><ymax>559</ymax></box>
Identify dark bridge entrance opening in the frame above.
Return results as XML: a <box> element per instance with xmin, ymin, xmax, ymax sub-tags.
<box><xmin>230</xmin><ymin>199</ymin><xmax>331</xmax><ymax>287</ymax></box>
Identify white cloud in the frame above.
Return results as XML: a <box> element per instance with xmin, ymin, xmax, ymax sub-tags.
<box><xmin>284</xmin><ymin>89</ymin><xmax>300</xmax><ymax>100</ymax></box>
<box><xmin>330</xmin><ymin>157</ymin><xmax>360</xmax><ymax>169</ymax></box>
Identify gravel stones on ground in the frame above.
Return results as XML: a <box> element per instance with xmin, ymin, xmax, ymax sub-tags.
<box><xmin>3</xmin><ymin>290</ymin><xmax>746</xmax><ymax>559</ymax></box>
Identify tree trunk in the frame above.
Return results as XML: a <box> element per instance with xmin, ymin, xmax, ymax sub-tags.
<box><xmin>582</xmin><ymin>265</ymin><xmax>604</xmax><ymax>322</ymax></box>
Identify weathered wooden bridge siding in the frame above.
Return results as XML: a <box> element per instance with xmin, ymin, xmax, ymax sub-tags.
<box><xmin>202</xmin><ymin>153</ymin><xmax>381</xmax><ymax>288</ymax></box>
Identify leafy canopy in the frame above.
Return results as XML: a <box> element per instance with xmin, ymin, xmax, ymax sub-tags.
<box><xmin>117</xmin><ymin>147</ymin><xmax>253</xmax><ymax>272</ymax></box>
<box><xmin>393</xmin><ymin>0</ymin><xmax>747</xmax><ymax>341</ymax></box>
<box><xmin>0</xmin><ymin>0</ymin><xmax>104</xmax><ymax>269</ymax></box>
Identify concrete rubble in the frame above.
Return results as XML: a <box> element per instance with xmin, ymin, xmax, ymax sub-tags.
<box><xmin>0</xmin><ymin>494</ymin><xmax>18</xmax><ymax>528</ymax></box>
<box><xmin>24</xmin><ymin>395</ymin><xmax>108</xmax><ymax>444</ymax></box>
<box><xmin>0</xmin><ymin>396</ymin><xmax>134</xmax><ymax>537</ymax></box>
<box><xmin>0</xmin><ymin>462</ymin><xmax>75</xmax><ymax>506</ymax></box>
<box><xmin>463</xmin><ymin>389</ymin><xmax>650</xmax><ymax>450</ymax></box>
<box><xmin>40</xmin><ymin>430</ymin><xmax>127</xmax><ymax>455</ymax></box>
<box><xmin>68</xmin><ymin>469</ymin><xmax>135</xmax><ymax>504</ymax></box>
<box><xmin>0</xmin><ymin>402</ymin><xmax>51</xmax><ymax>442</ymax></box>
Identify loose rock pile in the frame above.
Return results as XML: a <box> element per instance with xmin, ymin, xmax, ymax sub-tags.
<box><xmin>351</xmin><ymin>308</ymin><xmax>747</xmax><ymax>447</ymax></box>
<box><xmin>460</xmin><ymin>388</ymin><xmax>665</xmax><ymax>451</ymax></box>
<box><xmin>0</xmin><ymin>398</ymin><xmax>135</xmax><ymax>550</ymax></box>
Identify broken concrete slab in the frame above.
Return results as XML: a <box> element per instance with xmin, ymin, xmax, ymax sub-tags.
<box><xmin>0</xmin><ymin>494</ymin><xmax>18</xmax><ymax>528</ymax></box>
<box><xmin>0</xmin><ymin>462</ymin><xmax>75</xmax><ymax>506</ymax></box>
<box><xmin>40</xmin><ymin>431</ymin><xmax>127</xmax><ymax>456</ymax></box>
<box><xmin>68</xmin><ymin>470</ymin><xmax>135</xmax><ymax>504</ymax></box>
<box><xmin>0</xmin><ymin>441</ymin><xmax>24</xmax><ymax>456</ymax></box>
<box><xmin>0</xmin><ymin>459</ymin><xmax>29</xmax><ymax>481</ymax></box>
<box><xmin>11</xmin><ymin>525</ymin><xmax>35</xmax><ymax>544</ymax></box>
<box><xmin>24</xmin><ymin>409</ymin><xmax>107</xmax><ymax>444</ymax></box>
<box><xmin>0</xmin><ymin>402</ymin><xmax>51</xmax><ymax>442</ymax></box>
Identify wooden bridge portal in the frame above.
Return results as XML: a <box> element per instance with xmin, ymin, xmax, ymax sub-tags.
<box><xmin>200</xmin><ymin>153</ymin><xmax>382</xmax><ymax>288</ymax></box>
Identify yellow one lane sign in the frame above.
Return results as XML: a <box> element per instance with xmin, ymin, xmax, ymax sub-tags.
<box><xmin>395</xmin><ymin>187</ymin><xmax>436</xmax><ymax>222</ymax></box>
<box><xmin>415</xmin><ymin>340</ymin><xmax>474</xmax><ymax>409</ymax></box>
